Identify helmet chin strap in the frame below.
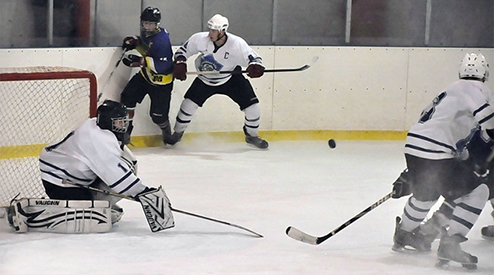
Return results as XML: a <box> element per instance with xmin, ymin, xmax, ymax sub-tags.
<box><xmin>213</xmin><ymin>31</ymin><xmax>226</xmax><ymax>44</ymax></box>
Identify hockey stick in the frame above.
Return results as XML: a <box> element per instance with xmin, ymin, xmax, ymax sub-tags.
<box><xmin>71</xmin><ymin>183</ymin><xmax>263</xmax><ymax>238</ymax></box>
<box><xmin>97</xmin><ymin>49</ymin><xmax>127</xmax><ymax>103</ymax></box>
<box><xmin>286</xmin><ymin>191</ymin><xmax>394</xmax><ymax>245</ymax></box>
<box><xmin>186</xmin><ymin>56</ymin><xmax>319</xmax><ymax>75</ymax></box>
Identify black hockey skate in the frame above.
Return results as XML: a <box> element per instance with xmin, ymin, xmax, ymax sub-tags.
<box><xmin>481</xmin><ymin>225</ymin><xmax>494</xmax><ymax>241</ymax></box>
<box><xmin>165</xmin><ymin>131</ymin><xmax>184</xmax><ymax>145</ymax></box>
<box><xmin>161</xmin><ymin>123</ymin><xmax>173</xmax><ymax>145</ymax></box>
<box><xmin>392</xmin><ymin>217</ymin><xmax>431</xmax><ymax>253</ymax></box>
<box><xmin>243</xmin><ymin>126</ymin><xmax>268</xmax><ymax>149</ymax></box>
<box><xmin>436</xmin><ymin>234</ymin><xmax>477</xmax><ymax>270</ymax></box>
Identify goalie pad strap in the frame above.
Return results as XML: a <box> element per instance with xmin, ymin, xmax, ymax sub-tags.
<box><xmin>9</xmin><ymin>198</ymin><xmax>111</xmax><ymax>234</ymax></box>
<box><xmin>137</xmin><ymin>186</ymin><xmax>174</xmax><ymax>232</ymax></box>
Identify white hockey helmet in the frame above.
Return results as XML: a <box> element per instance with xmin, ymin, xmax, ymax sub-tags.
<box><xmin>459</xmin><ymin>53</ymin><xmax>489</xmax><ymax>82</ymax></box>
<box><xmin>207</xmin><ymin>14</ymin><xmax>229</xmax><ymax>32</ymax></box>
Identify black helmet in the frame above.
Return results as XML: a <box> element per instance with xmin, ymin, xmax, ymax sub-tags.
<box><xmin>96</xmin><ymin>100</ymin><xmax>130</xmax><ymax>140</ymax></box>
<box><xmin>140</xmin><ymin>6</ymin><xmax>161</xmax><ymax>23</ymax></box>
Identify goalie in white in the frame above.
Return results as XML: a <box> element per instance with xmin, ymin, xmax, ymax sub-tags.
<box><xmin>8</xmin><ymin>100</ymin><xmax>174</xmax><ymax>233</ymax></box>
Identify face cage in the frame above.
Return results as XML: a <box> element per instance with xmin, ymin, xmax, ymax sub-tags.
<box><xmin>111</xmin><ymin>116</ymin><xmax>131</xmax><ymax>133</ymax></box>
<box><xmin>141</xmin><ymin>21</ymin><xmax>159</xmax><ymax>35</ymax></box>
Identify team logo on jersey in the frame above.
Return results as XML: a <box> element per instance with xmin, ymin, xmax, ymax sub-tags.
<box><xmin>198</xmin><ymin>54</ymin><xmax>223</xmax><ymax>72</ymax></box>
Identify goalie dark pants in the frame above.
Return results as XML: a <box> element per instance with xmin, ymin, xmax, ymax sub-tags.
<box><xmin>43</xmin><ymin>180</ymin><xmax>93</xmax><ymax>200</ymax></box>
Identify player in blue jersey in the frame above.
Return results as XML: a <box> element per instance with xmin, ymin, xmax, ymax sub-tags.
<box><xmin>120</xmin><ymin>6</ymin><xmax>174</xmax><ymax>145</ymax></box>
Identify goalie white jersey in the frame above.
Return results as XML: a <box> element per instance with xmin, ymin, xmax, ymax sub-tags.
<box><xmin>39</xmin><ymin>118</ymin><xmax>147</xmax><ymax>197</ymax></box>
<box><xmin>405</xmin><ymin>79</ymin><xmax>494</xmax><ymax>160</ymax></box>
<box><xmin>175</xmin><ymin>32</ymin><xmax>263</xmax><ymax>86</ymax></box>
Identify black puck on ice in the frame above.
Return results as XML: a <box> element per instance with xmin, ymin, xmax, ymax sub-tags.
<box><xmin>328</xmin><ymin>139</ymin><xmax>336</xmax><ymax>149</ymax></box>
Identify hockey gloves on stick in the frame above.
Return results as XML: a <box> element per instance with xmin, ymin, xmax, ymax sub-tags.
<box><xmin>137</xmin><ymin>186</ymin><xmax>175</xmax><ymax>232</ymax></box>
<box><xmin>247</xmin><ymin>63</ymin><xmax>264</xmax><ymax>78</ymax></box>
<box><xmin>173</xmin><ymin>58</ymin><xmax>187</xmax><ymax>81</ymax></box>
<box><xmin>392</xmin><ymin>169</ymin><xmax>412</xmax><ymax>198</ymax></box>
<box><xmin>123</xmin><ymin>54</ymin><xmax>145</xmax><ymax>67</ymax></box>
<box><xmin>122</xmin><ymin>36</ymin><xmax>141</xmax><ymax>51</ymax></box>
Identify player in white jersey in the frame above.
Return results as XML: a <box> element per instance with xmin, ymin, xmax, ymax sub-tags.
<box><xmin>168</xmin><ymin>14</ymin><xmax>268</xmax><ymax>149</ymax></box>
<box><xmin>39</xmin><ymin>100</ymin><xmax>165</xmax><ymax>224</ymax></box>
<box><xmin>391</xmin><ymin>53</ymin><xmax>494</xmax><ymax>268</ymax></box>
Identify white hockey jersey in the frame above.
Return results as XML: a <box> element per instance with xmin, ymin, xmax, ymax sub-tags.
<box><xmin>39</xmin><ymin>118</ymin><xmax>147</xmax><ymax>197</ymax></box>
<box><xmin>175</xmin><ymin>32</ymin><xmax>263</xmax><ymax>86</ymax></box>
<box><xmin>405</xmin><ymin>79</ymin><xmax>494</xmax><ymax>160</ymax></box>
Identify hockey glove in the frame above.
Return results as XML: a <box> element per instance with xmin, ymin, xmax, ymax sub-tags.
<box><xmin>122</xmin><ymin>36</ymin><xmax>141</xmax><ymax>51</ymax></box>
<box><xmin>123</xmin><ymin>54</ymin><xmax>145</xmax><ymax>67</ymax></box>
<box><xmin>173</xmin><ymin>59</ymin><xmax>187</xmax><ymax>81</ymax></box>
<box><xmin>247</xmin><ymin>63</ymin><xmax>264</xmax><ymax>78</ymax></box>
<box><xmin>392</xmin><ymin>169</ymin><xmax>412</xmax><ymax>198</ymax></box>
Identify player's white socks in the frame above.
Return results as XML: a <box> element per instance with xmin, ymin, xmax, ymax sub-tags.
<box><xmin>400</xmin><ymin>196</ymin><xmax>437</xmax><ymax>232</ymax></box>
<box><xmin>243</xmin><ymin>103</ymin><xmax>261</xmax><ymax>136</ymax></box>
<box><xmin>448</xmin><ymin>184</ymin><xmax>488</xmax><ymax>237</ymax></box>
<box><xmin>174</xmin><ymin>98</ymin><xmax>198</xmax><ymax>133</ymax></box>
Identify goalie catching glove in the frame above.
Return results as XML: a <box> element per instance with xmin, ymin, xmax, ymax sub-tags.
<box><xmin>137</xmin><ymin>186</ymin><xmax>175</xmax><ymax>232</ymax></box>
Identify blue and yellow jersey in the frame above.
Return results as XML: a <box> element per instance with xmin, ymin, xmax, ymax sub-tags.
<box><xmin>135</xmin><ymin>27</ymin><xmax>174</xmax><ymax>85</ymax></box>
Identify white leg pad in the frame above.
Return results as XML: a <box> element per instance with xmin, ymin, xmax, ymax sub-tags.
<box><xmin>8</xmin><ymin>198</ymin><xmax>112</xmax><ymax>234</ymax></box>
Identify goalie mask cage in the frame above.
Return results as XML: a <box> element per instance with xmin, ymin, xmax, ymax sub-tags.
<box><xmin>0</xmin><ymin>66</ymin><xmax>97</xmax><ymax>207</ymax></box>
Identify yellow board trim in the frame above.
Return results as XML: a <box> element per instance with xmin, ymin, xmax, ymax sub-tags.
<box><xmin>0</xmin><ymin>130</ymin><xmax>407</xmax><ymax>159</ymax></box>
<box><xmin>130</xmin><ymin>130</ymin><xmax>407</xmax><ymax>148</ymax></box>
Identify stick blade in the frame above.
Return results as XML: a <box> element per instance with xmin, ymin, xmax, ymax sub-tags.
<box><xmin>298</xmin><ymin>56</ymin><xmax>319</xmax><ymax>71</ymax></box>
<box><xmin>285</xmin><ymin>226</ymin><xmax>319</xmax><ymax>245</ymax></box>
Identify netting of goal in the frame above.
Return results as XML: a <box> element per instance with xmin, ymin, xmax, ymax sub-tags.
<box><xmin>0</xmin><ymin>66</ymin><xmax>97</xmax><ymax>207</ymax></box>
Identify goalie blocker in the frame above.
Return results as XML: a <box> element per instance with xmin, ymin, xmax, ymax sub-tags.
<box><xmin>137</xmin><ymin>186</ymin><xmax>175</xmax><ymax>232</ymax></box>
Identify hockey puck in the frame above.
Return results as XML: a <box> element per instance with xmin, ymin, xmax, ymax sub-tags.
<box><xmin>328</xmin><ymin>139</ymin><xmax>336</xmax><ymax>149</ymax></box>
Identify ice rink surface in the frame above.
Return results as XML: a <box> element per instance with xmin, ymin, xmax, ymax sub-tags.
<box><xmin>1</xmin><ymin>139</ymin><xmax>493</xmax><ymax>274</ymax></box>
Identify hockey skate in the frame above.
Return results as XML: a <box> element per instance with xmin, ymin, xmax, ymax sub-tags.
<box><xmin>436</xmin><ymin>234</ymin><xmax>477</xmax><ymax>270</ymax></box>
<box><xmin>481</xmin><ymin>225</ymin><xmax>494</xmax><ymax>241</ymax></box>
<box><xmin>491</xmin><ymin>201</ymin><xmax>494</xmax><ymax>219</ymax></box>
<box><xmin>165</xmin><ymin>131</ymin><xmax>183</xmax><ymax>145</ymax></box>
<box><xmin>111</xmin><ymin>204</ymin><xmax>124</xmax><ymax>224</ymax></box>
<box><xmin>161</xmin><ymin>123</ymin><xmax>174</xmax><ymax>145</ymax></box>
<box><xmin>392</xmin><ymin>217</ymin><xmax>431</xmax><ymax>253</ymax></box>
<box><xmin>418</xmin><ymin>212</ymin><xmax>448</xmax><ymax>246</ymax></box>
<box><xmin>243</xmin><ymin>126</ymin><xmax>268</xmax><ymax>149</ymax></box>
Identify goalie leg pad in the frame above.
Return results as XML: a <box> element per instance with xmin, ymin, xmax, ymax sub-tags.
<box><xmin>8</xmin><ymin>198</ymin><xmax>112</xmax><ymax>234</ymax></box>
<box><xmin>137</xmin><ymin>186</ymin><xmax>174</xmax><ymax>232</ymax></box>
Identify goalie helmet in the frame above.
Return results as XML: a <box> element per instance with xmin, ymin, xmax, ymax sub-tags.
<box><xmin>97</xmin><ymin>100</ymin><xmax>130</xmax><ymax>140</ymax></box>
<box><xmin>207</xmin><ymin>14</ymin><xmax>229</xmax><ymax>32</ymax></box>
<box><xmin>459</xmin><ymin>53</ymin><xmax>489</xmax><ymax>82</ymax></box>
<box><xmin>140</xmin><ymin>6</ymin><xmax>161</xmax><ymax>36</ymax></box>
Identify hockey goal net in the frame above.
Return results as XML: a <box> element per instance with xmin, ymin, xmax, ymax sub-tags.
<box><xmin>0</xmin><ymin>66</ymin><xmax>97</xmax><ymax>208</ymax></box>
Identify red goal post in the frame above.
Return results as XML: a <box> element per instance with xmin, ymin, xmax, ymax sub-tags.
<box><xmin>0</xmin><ymin>66</ymin><xmax>97</xmax><ymax>208</ymax></box>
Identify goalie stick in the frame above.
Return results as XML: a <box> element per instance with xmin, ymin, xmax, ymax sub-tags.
<box><xmin>186</xmin><ymin>56</ymin><xmax>319</xmax><ymax>75</ymax></box>
<box><xmin>286</xmin><ymin>191</ymin><xmax>394</xmax><ymax>245</ymax></box>
<box><xmin>72</xmin><ymin>183</ymin><xmax>263</xmax><ymax>238</ymax></box>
